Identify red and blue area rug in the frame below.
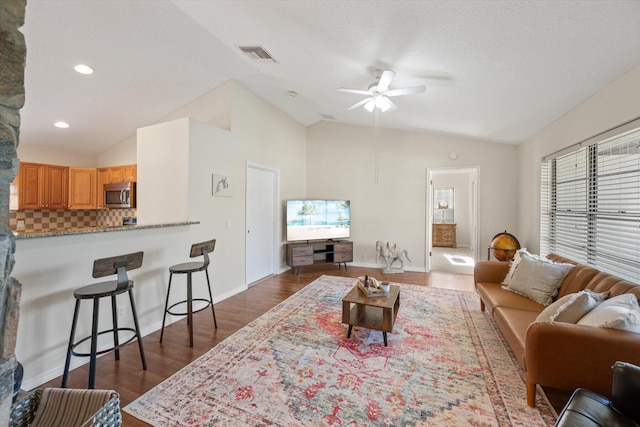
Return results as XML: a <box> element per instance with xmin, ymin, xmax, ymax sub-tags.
<box><xmin>125</xmin><ymin>275</ymin><xmax>556</xmax><ymax>426</ymax></box>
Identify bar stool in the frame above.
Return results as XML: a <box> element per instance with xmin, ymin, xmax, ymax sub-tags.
<box><xmin>62</xmin><ymin>252</ymin><xmax>146</xmax><ymax>389</ymax></box>
<box><xmin>160</xmin><ymin>239</ymin><xmax>217</xmax><ymax>347</ymax></box>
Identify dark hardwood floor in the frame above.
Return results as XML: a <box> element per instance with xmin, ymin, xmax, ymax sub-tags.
<box><xmin>36</xmin><ymin>265</ymin><xmax>568</xmax><ymax>425</ymax></box>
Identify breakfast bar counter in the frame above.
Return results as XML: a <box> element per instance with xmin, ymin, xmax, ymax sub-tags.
<box><xmin>13</xmin><ymin>221</ymin><xmax>199</xmax><ymax>239</ymax></box>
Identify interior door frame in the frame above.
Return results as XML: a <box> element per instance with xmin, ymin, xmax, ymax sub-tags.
<box><xmin>425</xmin><ymin>166</ymin><xmax>481</xmax><ymax>272</ymax></box>
<box><xmin>245</xmin><ymin>162</ymin><xmax>280</xmax><ymax>286</ymax></box>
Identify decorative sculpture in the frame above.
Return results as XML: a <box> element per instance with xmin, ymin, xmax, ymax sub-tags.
<box><xmin>376</xmin><ymin>241</ymin><xmax>412</xmax><ymax>273</ymax></box>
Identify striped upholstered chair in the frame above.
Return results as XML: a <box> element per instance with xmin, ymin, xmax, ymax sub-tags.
<box><xmin>10</xmin><ymin>388</ymin><xmax>121</xmax><ymax>427</ymax></box>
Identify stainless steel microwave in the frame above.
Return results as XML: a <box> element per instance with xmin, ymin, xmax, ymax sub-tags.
<box><xmin>104</xmin><ymin>182</ymin><xmax>135</xmax><ymax>208</ymax></box>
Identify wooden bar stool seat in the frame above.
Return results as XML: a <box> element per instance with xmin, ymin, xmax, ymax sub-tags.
<box><xmin>62</xmin><ymin>252</ymin><xmax>146</xmax><ymax>389</ymax></box>
<box><xmin>160</xmin><ymin>239</ymin><xmax>217</xmax><ymax>347</ymax></box>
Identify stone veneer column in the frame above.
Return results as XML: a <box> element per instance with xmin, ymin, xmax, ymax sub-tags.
<box><xmin>0</xmin><ymin>0</ymin><xmax>26</xmax><ymax>424</ymax></box>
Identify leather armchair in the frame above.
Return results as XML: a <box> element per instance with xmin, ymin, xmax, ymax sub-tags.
<box><xmin>554</xmin><ymin>361</ymin><xmax>640</xmax><ymax>427</ymax></box>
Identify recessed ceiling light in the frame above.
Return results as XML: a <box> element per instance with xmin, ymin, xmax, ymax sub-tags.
<box><xmin>74</xmin><ymin>64</ymin><xmax>94</xmax><ymax>75</ymax></box>
<box><xmin>54</xmin><ymin>121</ymin><xmax>70</xmax><ymax>128</ymax></box>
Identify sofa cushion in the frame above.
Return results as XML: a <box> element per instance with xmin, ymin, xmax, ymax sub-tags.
<box><xmin>536</xmin><ymin>290</ymin><xmax>609</xmax><ymax>323</ymax></box>
<box><xmin>502</xmin><ymin>252</ymin><xmax>575</xmax><ymax>305</ymax></box>
<box><xmin>476</xmin><ymin>281</ymin><xmax>545</xmax><ymax>315</ymax></box>
<box><xmin>493</xmin><ymin>307</ymin><xmax>539</xmax><ymax>367</ymax></box>
<box><xmin>577</xmin><ymin>294</ymin><xmax>640</xmax><ymax>333</ymax></box>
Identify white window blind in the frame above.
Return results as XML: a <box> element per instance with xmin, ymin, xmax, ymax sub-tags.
<box><xmin>540</xmin><ymin>125</ymin><xmax>640</xmax><ymax>283</ymax></box>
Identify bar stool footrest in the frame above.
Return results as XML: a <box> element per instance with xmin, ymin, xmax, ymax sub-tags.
<box><xmin>166</xmin><ymin>298</ymin><xmax>213</xmax><ymax>316</ymax></box>
<box><xmin>70</xmin><ymin>327</ymin><xmax>139</xmax><ymax>358</ymax></box>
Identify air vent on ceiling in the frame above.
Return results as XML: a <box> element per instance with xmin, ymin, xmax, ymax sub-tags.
<box><xmin>238</xmin><ymin>46</ymin><xmax>277</xmax><ymax>63</ymax></box>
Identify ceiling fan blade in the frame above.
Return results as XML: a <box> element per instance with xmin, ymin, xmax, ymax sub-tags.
<box><xmin>385</xmin><ymin>85</ymin><xmax>426</xmax><ymax>97</ymax></box>
<box><xmin>347</xmin><ymin>97</ymin><xmax>373</xmax><ymax>110</ymax></box>
<box><xmin>337</xmin><ymin>88</ymin><xmax>372</xmax><ymax>95</ymax></box>
<box><xmin>376</xmin><ymin>70</ymin><xmax>396</xmax><ymax>92</ymax></box>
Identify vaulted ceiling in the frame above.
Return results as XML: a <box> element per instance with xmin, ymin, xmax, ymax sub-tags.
<box><xmin>20</xmin><ymin>0</ymin><xmax>640</xmax><ymax>155</ymax></box>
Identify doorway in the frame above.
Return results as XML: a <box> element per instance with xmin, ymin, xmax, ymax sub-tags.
<box><xmin>245</xmin><ymin>163</ymin><xmax>280</xmax><ymax>286</ymax></box>
<box><xmin>426</xmin><ymin>167</ymin><xmax>480</xmax><ymax>275</ymax></box>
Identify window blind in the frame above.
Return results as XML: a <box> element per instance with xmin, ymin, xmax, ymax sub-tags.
<box><xmin>540</xmin><ymin>125</ymin><xmax>640</xmax><ymax>283</ymax></box>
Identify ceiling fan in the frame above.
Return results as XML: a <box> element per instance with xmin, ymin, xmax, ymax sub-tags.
<box><xmin>337</xmin><ymin>70</ymin><xmax>426</xmax><ymax>112</ymax></box>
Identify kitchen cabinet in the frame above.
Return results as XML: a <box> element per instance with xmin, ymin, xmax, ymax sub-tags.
<box><xmin>121</xmin><ymin>164</ymin><xmax>137</xmax><ymax>182</ymax></box>
<box><xmin>98</xmin><ymin>164</ymin><xmax>137</xmax><ymax>184</ymax></box>
<box><xmin>16</xmin><ymin>162</ymin><xmax>68</xmax><ymax>210</ymax></box>
<box><xmin>96</xmin><ymin>168</ymin><xmax>109</xmax><ymax>209</ymax></box>
<box><xmin>69</xmin><ymin>167</ymin><xmax>97</xmax><ymax>209</ymax></box>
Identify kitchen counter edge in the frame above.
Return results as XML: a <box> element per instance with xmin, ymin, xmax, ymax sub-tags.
<box><xmin>13</xmin><ymin>221</ymin><xmax>200</xmax><ymax>239</ymax></box>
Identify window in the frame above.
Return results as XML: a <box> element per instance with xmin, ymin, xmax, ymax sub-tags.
<box><xmin>433</xmin><ymin>187</ymin><xmax>454</xmax><ymax>223</ymax></box>
<box><xmin>540</xmin><ymin>122</ymin><xmax>640</xmax><ymax>282</ymax></box>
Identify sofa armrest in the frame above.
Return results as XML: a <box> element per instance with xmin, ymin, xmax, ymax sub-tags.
<box><xmin>473</xmin><ymin>261</ymin><xmax>510</xmax><ymax>288</ymax></box>
<box><xmin>526</xmin><ymin>322</ymin><xmax>640</xmax><ymax>404</ymax></box>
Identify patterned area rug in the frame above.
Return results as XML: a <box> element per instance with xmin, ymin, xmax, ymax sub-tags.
<box><xmin>125</xmin><ymin>276</ymin><xmax>556</xmax><ymax>426</ymax></box>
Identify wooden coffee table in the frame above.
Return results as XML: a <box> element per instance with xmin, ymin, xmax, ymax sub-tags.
<box><xmin>341</xmin><ymin>284</ymin><xmax>400</xmax><ymax>346</ymax></box>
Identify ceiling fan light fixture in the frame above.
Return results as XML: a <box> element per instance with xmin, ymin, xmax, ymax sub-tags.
<box><xmin>338</xmin><ymin>69</ymin><xmax>424</xmax><ymax>113</ymax></box>
<box><xmin>364</xmin><ymin>99</ymin><xmax>376</xmax><ymax>112</ymax></box>
<box><xmin>376</xmin><ymin>96</ymin><xmax>392</xmax><ymax>112</ymax></box>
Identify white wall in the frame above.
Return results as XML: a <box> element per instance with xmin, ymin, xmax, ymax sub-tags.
<box><xmin>98</xmin><ymin>137</ymin><xmax>137</xmax><ymax>166</ymax></box>
<box><xmin>17</xmin><ymin>144</ymin><xmax>98</xmax><ymax>167</ymax></box>
<box><xmin>230</xmin><ymin>83</ymin><xmax>308</xmax><ymax>270</ymax></box>
<box><xmin>517</xmin><ymin>63</ymin><xmax>640</xmax><ymax>253</ymax></box>
<box><xmin>306</xmin><ymin>121</ymin><xmax>518</xmax><ymax>270</ymax></box>
<box><xmin>136</xmin><ymin>118</ymin><xmax>191</xmax><ymax>224</ymax></box>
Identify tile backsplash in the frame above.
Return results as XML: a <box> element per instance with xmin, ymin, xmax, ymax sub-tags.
<box><xmin>10</xmin><ymin>209</ymin><xmax>137</xmax><ymax>231</ymax></box>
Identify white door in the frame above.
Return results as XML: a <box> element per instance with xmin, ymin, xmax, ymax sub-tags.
<box><xmin>246</xmin><ymin>164</ymin><xmax>278</xmax><ymax>285</ymax></box>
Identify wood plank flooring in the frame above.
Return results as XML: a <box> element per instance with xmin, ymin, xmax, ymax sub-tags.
<box><xmin>35</xmin><ymin>265</ymin><xmax>568</xmax><ymax>425</ymax></box>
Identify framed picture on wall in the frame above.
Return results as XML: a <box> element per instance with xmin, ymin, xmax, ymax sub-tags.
<box><xmin>212</xmin><ymin>174</ymin><xmax>233</xmax><ymax>197</ymax></box>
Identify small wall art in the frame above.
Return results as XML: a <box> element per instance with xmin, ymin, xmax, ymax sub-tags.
<box><xmin>212</xmin><ymin>174</ymin><xmax>233</xmax><ymax>197</ymax></box>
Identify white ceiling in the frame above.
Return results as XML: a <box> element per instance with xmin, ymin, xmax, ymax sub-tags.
<box><xmin>20</xmin><ymin>0</ymin><xmax>640</xmax><ymax>155</ymax></box>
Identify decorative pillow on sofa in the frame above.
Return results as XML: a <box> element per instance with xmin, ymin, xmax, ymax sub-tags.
<box><xmin>502</xmin><ymin>248</ymin><xmax>534</xmax><ymax>285</ymax></box>
<box><xmin>502</xmin><ymin>252</ymin><xmax>575</xmax><ymax>306</ymax></box>
<box><xmin>535</xmin><ymin>290</ymin><xmax>609</xmax><ymax>323</ymax></box>
<box><xmin>577</xmin><ymin>294</ymin><xmax>640</xmax><ymax>333</ymax></box>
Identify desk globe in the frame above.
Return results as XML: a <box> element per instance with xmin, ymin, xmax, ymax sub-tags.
<box><xmin>490</xmin><ymin>231</ymin><xmax>520</xmax><ymax>261</ymax></box>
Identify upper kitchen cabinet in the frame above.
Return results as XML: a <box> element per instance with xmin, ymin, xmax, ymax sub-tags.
<box><xmin>16</xmin><ymin>162</ymin><xmax>68</xmax><ymax>210</ymax></box>
<box><xmin>120</xmin><ymin>164</ymin><xmax>137</xmax><ymax>182</ymax></box>
<box><xmin>99</xmin><ymin>164</ymin><xmax>137</xmax><ymax>184</ymax></box>
<box><xmin>69</xmin><ymin>167</ymin><xmax>97</xmax><ymax>210</ymax></box>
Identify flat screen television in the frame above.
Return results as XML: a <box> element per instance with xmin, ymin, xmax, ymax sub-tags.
<box><xmin>286</xmin><ymin>200</ymin><xmax>351</xmax><ymax>242</ymax></box>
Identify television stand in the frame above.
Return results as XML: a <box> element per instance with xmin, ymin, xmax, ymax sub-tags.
<box><xmin>285</xmin><ymin>240</ymin><xmax>353</xmax><ymax>275</ymax></box>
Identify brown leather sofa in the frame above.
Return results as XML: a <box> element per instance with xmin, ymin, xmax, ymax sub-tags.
<box><xmin>474</xmin><ymin>254</ymin><xmax>640</xmax><ymax>407</ymax></box>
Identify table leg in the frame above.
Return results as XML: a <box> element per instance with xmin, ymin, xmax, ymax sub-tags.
<box><xmin>383</xmin><ymin>332</ymin><xmax>388</xmax><ymax>347</ymax></box>
<box><xmin>347</xmin><ymin>325</ymin><xmax>353</xmax><ymax>338</ymax></box>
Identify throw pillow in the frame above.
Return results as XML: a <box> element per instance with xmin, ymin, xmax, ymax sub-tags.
<box><xmin>502</xmin><ymin>248</ymin><xmax>532</xmax><ymax>285</ymax></box>
<box><xmin>535</xmin><ymin>290</ymin><xmax>609</xmax><ymax>323</ymax></box>
<box><xmin>577</xmin><ymin>294</ymin><xmax>640</xmax><ymax>333</ymax></box>
<box><xmin>502</xmin><ymin>252</ymin><xmax>575</xmax><ymax>305</ymax></box>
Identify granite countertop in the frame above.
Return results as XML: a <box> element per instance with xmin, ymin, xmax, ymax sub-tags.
<box><xmin>13</xmin><ymin>221</ymin><xmax>200</xmax><ymax>239</ymax></box>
